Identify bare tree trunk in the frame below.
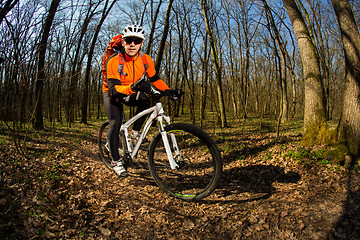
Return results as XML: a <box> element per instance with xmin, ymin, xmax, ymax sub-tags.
<box><xmin>68</xmin><ymin>1</ymin><xmax>100</xmax><ymax>125</ymax></box>
<box><xmin>174</xmin><ymin>5</ymin><xmax>196</xmax><ymax>124</ymax></box>
<box><xmin>154</xmin><ymin>0</ymin><xmax>174</xmax><ymax>73</ymax></box>
<box><xmin>233</xmin><ymin>1</ymin><xmax>254</xmax><ymax>120</ymax></box>
<box><xmin>34</xmin><ymin>0</ymin><xmax>61</xmax><ymax>130</ymax></box>
<box><xmin>223</xmin><ymin>3</ymin><xmax>238</xmax><ymax>119</ymax></box>
<box><xmin>200</xmin><ymin>35</ymin><xmax>209</xmax><ymax>128</ymax></box>
<box><xmin>303</xmin><ymin>0</ymin><xmax>332</xmax><ymax>121</ymax></box>
<box><xmin>0</xmin><ymin>0</ymin><xmax>19</xmax><ymax>25</ymax></box>
<box><xmin>201</xmin><ymin>0</ymin><xmax>227</xmax><ymax>128</ymax></box>
<box><xmin>332</xmin><ymin>0</ymin><xmax>360</xmax><ymax>160</ymax></box>
<box><xmin>173</xmin><ymin>43</ymin><xmax>182</xmax><ymax>118</ymax></box>
<box><xmin>262</xmin><ymin>0</ymin><xmax>289</xmax><ymax>124</ymax></box>
<box><xmin>81</xmin><ymin>0</ymin><xmax>117</xmax><ymax>124</ymax></box>
<box><xmin>282</xmin><ymin>0</ymin><xmax>326</xmax><ymax>143</ymax></box>
<box><xmin>289</xmin><ymin>67</ymin><xmax>297</xmax><ymax>118</ymax></box>
<box><xmin>180</xmin><ymin>28</ymin><xmax>195</xmax><ymax>124</ymax></box>
<box><xmin>68</xmin><ymin>30</ymin><xmax>85</xmax><ymax>124</ymax></box>
<box><xmin>145</xmin><ymin>0</ymin><xmax>163</xmax><ymax>54</ymax></box>
<box><xmin>235</xmin><ymin>20</ymin><xmax>245</xmax><ymax>119</ymax></box>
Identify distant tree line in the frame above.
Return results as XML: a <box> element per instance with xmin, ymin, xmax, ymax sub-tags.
<box><xmin>0</xmin><ymin>0</ymin><xmax>359</xmax><ymax>160</ymax></box>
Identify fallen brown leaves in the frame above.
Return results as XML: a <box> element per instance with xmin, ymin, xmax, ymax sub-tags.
<box><xmin>0</xmin><ymin>123</ymin><xmax>359</xmax><ymax>239</ymax></box>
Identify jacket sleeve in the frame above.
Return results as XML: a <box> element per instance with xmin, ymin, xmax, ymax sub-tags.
<box><xmin>108</xmin><ymin>78</ymin><xmax>134</xmax><ymax>96</ymax></box>
<box><xmin>143</xmin><ymin>54</ymin><xmax>170</xmax><ymax>91</ymax></box>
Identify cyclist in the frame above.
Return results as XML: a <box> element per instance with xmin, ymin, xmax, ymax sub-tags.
<box><xmin>103</xmin><ymin>24</ymin><xmax>174</xmax><ymax>177</ymax></box>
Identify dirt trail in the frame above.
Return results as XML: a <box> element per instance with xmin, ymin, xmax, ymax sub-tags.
<box><xmin>0</xmin><ymin>124</ymin><xmax>359</xmax><ymax>239</ymax></box>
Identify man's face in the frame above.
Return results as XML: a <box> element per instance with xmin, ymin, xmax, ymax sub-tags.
<box><xmin>123</xmin><ymin>37</ymin><xmax>144</xmax><ymax>57</ymax></box>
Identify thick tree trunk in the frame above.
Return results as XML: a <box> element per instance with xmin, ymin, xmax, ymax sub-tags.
<box><xmin>282</xmin><ymin>0</ymin><xmax>326</xmax><ymax>142</ymax></box>
<box><xmin>332</xmin><ymin>0</ymin><xmax>360</xmax><ymax>159</ymax></box>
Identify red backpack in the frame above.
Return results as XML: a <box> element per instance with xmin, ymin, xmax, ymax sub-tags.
<box><xmin>101</xmin><ymin>34</ymin><xmax>124</xmax><ymax>81</ymax></box>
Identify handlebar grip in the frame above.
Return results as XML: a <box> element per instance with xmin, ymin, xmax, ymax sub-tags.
<box><xmin>165</xmin><ymin>89</ymin><xmax>184</xmax><ymax>100</ymax></box>
<box><xmin>149</xmin><ymin>87</ymin><xmax>184</xmax><ymax>101</ymax></box>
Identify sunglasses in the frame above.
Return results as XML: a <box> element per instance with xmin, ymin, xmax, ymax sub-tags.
<box><xmin>124</xmin><ymin>37</ymin><xmax>143</xmax><ymax>45</ymax></box>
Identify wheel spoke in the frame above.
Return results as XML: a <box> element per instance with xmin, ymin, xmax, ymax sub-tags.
<box><xmin>148</xmin><ymin>123</ymin><xmax>222</xmax><ymax>201</ymax></box>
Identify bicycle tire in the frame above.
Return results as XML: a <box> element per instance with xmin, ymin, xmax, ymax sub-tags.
<box><xmin>148</xmin><ymin>123</ymin><xmax>222</xmax><ymax>201</ymax></box>
<box><xmin>98</xmin><ymin>121</ymin><xmax>131</xmax><ymax>170</ymax></box>
<box><xmin>98</xmin><ymin>121</ymin><xmax>113</xmax><ymax>169</ymax></box>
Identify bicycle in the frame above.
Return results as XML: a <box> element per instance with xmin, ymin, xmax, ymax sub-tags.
<box><xmin>98</xmin><ymin>87</ymin><xmax>222</xmax><ymax>202</ymax></box>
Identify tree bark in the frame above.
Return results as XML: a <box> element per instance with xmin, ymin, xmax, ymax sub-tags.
<box><xmin>154</xmin><ymin>0</ymin><xmax>174</xmax><ymax>73</ymax></box>
<box><xmin>145</xmin><ymin>0</ymin><xmax>163</xmax><ymax>54</ymax></box>
<box><xmin>201</xmin><ymin>0</ymin><xmax>227</xmax><ymax>128</ymax></box>
<box><xmin>34</xmin><ymin>0</ymin><xmax>61</xmax><ymax>130</ymax></box>
<box><xmin>200</xmin><ymin>35</ymin><xmax>209</xmax><ymax>128</ymax></box>
<box><xmin>223</xmin><ymin>3</ymin><xmax>238</xmax><ymax>119</ymax></box>
<box><xmin>331</xmin><ymin>0</ymin><xmax>360</xmax><ymax>159</ymax></box>
<box><xmin>0</xmin><ymin>0</ymin><xmax>19</xmax><ymax>25</ymax></box>
<box><xmin>177</xmin><ymin>11</ymin><xmax>195</xmax><ymax>124</ymax></box>
<box><xmin>282</xmin><ymin>0</ymin><xmax>326</xmax><ymax>141</ymax></box>
<box><xmin>262</xmin><ymin>0</ymin><xmax>289</xmax><ymax>123</ymax></box>
<box><xmin>67</xmin><ymin>1</ymin><xmax>101</xmax><ymax>125</ymax></box>
<box><xmin>81</xmin><ymin>0</ymin><xmax>117</xmax><ymax>124</ymax></box>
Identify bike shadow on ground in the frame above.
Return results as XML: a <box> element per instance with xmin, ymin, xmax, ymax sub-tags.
<box><xmin>119</xmin><ymin>151</ymin><xmax>302</xmax><ymax>203</ymax></box>
<box><xmin>125</xmin><ymin>161</ymin><xmax>159</xmax><ymax>187</ymax></box>
<box><xmin>125</xmin><ymin>162</ymin><xmax>302</xmax><ymax>204</ymax></box>
<box><xmin>201</xmin><ymin>164</ymin><xmax>301</xmax><ymax>204</ymax></box>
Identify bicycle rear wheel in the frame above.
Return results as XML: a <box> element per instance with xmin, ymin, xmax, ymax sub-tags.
<box><xmin>98</xmin><ymin>121</ymin><xmax>113</xmax><ymax>169</ymax></box>
<box><xmin>148</xmin><ymin>123</ymin><xmax>222</xmax><ymax>201</ymax></box>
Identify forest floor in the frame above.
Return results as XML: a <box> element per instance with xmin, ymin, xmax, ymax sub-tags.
<box><xmin>0</xmin><ymin>118</ymin><xmax>360</xmax><ymax>239</ymax></box>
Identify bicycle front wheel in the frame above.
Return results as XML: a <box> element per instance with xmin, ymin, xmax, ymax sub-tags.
<box><xmin>148</xmin><ymin>123</ymin><xmax>222</xmax><ymax>201</ymax></box>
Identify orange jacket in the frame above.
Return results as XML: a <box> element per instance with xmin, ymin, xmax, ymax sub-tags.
<box><xmin>103</xmin><ymin>53</ymin><xmax>169</xmax><ymax>95</ymax></box>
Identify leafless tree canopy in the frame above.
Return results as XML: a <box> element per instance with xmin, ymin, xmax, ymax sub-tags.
<box><xmin>0</xmin><ymin>0</ymin><xmax>359</xmax><ymax>156</ymax></box>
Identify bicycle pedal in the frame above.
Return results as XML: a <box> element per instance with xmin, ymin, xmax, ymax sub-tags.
<box><xmin>176</xmin><ymin>160</ymin><xmax>186</xmax><ymax>168</ymax></box>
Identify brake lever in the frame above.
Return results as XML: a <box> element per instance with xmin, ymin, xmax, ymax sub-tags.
<box><xmin>150</xmin><ymin>86</ymin><xmax>161</xmax><ymax>96</ymax></box>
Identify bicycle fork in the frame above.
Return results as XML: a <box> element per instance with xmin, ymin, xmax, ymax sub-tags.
<box><xmin>158</xmin><ymin>115</ymin><xmax>181</xmax><ymax>170</ymax></box>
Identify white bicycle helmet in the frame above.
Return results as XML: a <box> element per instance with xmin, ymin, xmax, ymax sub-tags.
<box><xmin>122</xmin><ymin>24</ymin><xmax>146</xmax><ymax>40</ymax></box>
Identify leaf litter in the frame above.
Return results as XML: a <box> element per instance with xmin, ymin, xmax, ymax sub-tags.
<box><xmin>0</xmin><ymin>123</ymin><xmax>359</xmax><ymax>239</ymax></box>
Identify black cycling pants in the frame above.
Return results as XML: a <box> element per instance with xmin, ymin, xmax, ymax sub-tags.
<box><xmin>103</xmin><ymin>91</ymin><xmax>150</xmax><ymax>161</ymax></box>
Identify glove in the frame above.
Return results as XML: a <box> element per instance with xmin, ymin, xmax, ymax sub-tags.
<box><xmin>131</xmin><ymin>77</ymin><xmax>151</xmax><ymax>93</ymax></box>
<box><xmin>165</xmin><ymin>89</ymin><xmax>184</xmax><ymax>100</ymax></box>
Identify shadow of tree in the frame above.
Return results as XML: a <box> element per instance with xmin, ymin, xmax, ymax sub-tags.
<box><xmin>220</xmin><ymin>133</ymin><xmax>301</xmax><ymax>165</ymax></box>
<box><xmin>327</xmin><ymin>170</ymin><xmax>360</xmax><ymax>240</ymax></box>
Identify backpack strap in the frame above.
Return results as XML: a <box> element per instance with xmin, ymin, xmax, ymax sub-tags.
<box><xmin>117</xmin><ymin>54</ymin><xmax>127</xmax><ymax>82</ymax></box>
<box><xmin>117</xmin><ymin>53</ymin><xmax>148</xmax><ymax>82</ymax></box>
<box><xmin>141</xmin><ymin>54</ymin><xmax>149</xmax><ymax>71</ymax></box>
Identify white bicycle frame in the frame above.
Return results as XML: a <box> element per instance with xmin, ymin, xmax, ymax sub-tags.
<box><xmin>119</xmin><ymin>102</ymin><xmax>180</xmax><ymax>169</ymax></box>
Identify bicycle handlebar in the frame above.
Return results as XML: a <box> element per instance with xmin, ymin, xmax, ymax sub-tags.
<box><xmin>150</xmin><ymin>86</ymin><xmax>184</xmax><ymax>101</ymax></box>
